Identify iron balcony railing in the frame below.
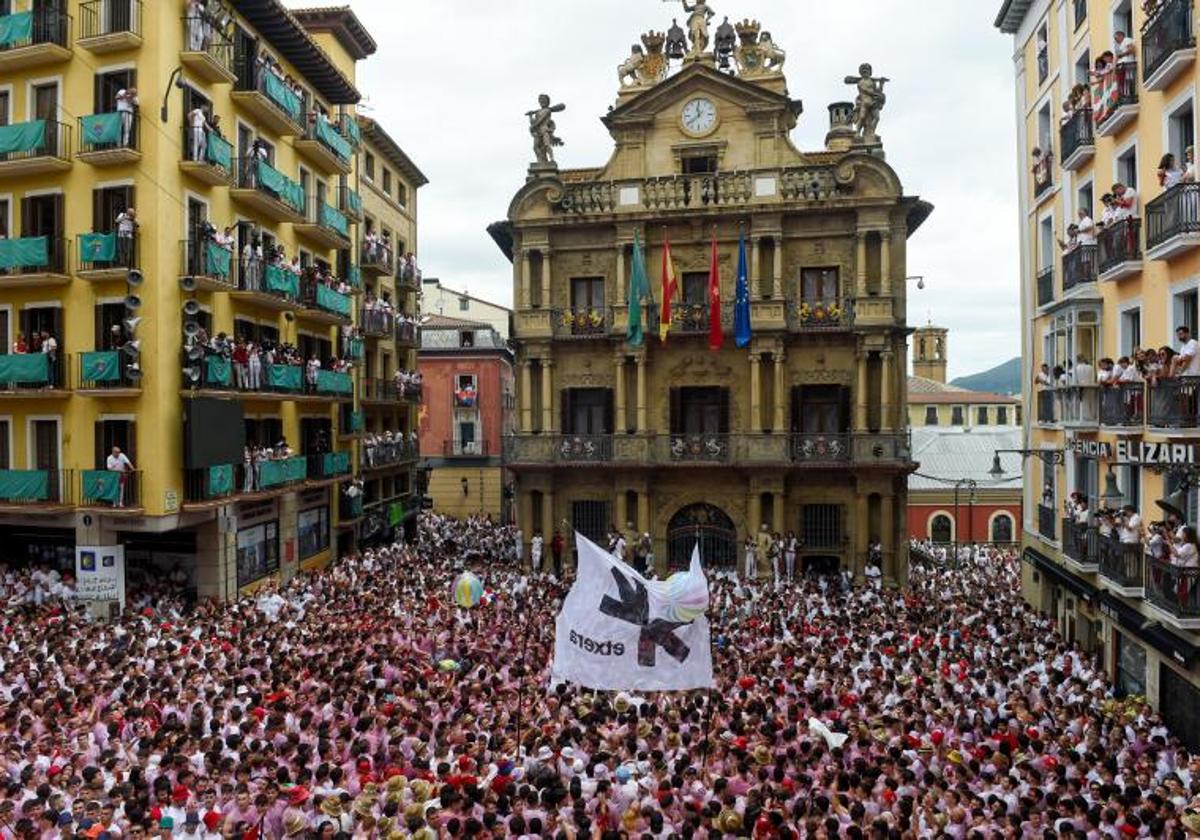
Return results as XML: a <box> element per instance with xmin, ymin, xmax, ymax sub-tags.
<box><xmin>0</xmin><ymin>120</ymin><xmax>71</xmax><ymax>165</ymax></box>
<box><xmin>790</xmin><ymin>433</ymin><xmax>852</xmax><ymax>463</ymax></box>
<box><xmin>1037</xmin><ymin>504</ymin><xmax>1057</xmax><ymax>541</ymax></box>
<box><xmin>299</xmin><ymin>277</ymin><xmax>352</xmax><ymax>321</ymax></box>
<box><xmin>181</xmin><ymin>15</ymin><xmax>234</xmax><ymax>76</ymax></box>
<box><xmin>339</xmin><ymin>185</ymin><xmax>363</xmax><ymax>220</ymax></box>
<box><xmin>1096</xmin><ymin>62</ymin><xmax>1139</xmax><ymax>127</ymax></box>
<box><xmin>1149</xmin><ymin>376</ymin><xmax>1200</xmax><ymax>428</ymax></box>
<box><xmin>1060</xmin><ymin>108</ymin><xmax>1094</xmax><ymax>164</ymax></box>
<box><xmin>340</xmin><ymin>491</ymin><xmax>364</xmax><ymax>521</ymax></box>
<box><xmin>0</xmin><ymin>9</ymin><xmax>69</xmax><ymax>52</ymax></box>
<box><xmin>181</xmin><ymin>238</ymin><xmax>237</xmax><ymax>289</ymax></box>
<box><xmin>181</xmin><ymin>125</ymin><xmax>234</xmax><ymax>182</ymax></box>
<box><xmin>1036</xmin><ymin>266</ymin><xmax>1054</xmax><ymax>306</ymax></box>
<box><xmin>360</xmin><ymin>308</ymin><xmax>394</xmax><ymax>337</ymax></box>
<box><xmin>1062</xmin><ymin>245</ymin><xmax>1097</xmax><ymax>291</ymax></box>
<box><xmin>360</xmin><ymin>378</ymin><xmax>422</xmax><ymax>403</ymax></box>
<box><xmin>0</xmin><ymin>469</ymin><xmax>73</xmax><ymax>506</ymax></box>
<box><xmin>1097</xmin><ymin>217</ymin><xmax>1141</xmax><ymax>274</ymax></box>
<box><xmin>1146</xmin><ymin>182</ymin><xmax>1200</xmax><ymax>251</ymax></box>
<box><xmin>788</xmin><ymin>298</ymin><xmax>852</xmax><ymax>330</ymax></box>
<box><xmin>1097</xmin><ymin>537</ymin><xmax>1145</xmax><ymax>589</ymax></box>
<box><xmin>1142</xmin><ymin>0</ymin><xmax>1195</xmax><ymax>84</ymax></box>
<box><xmin>80</xmin><ymin>469</ymin><xmax>141</xmax><ymax>508</ymax></box>
<box><xmin>361</xmin><ymin>239</ymin><xmax>394</xmax><ymax>275</ymax></box>
<box><xmin>234</xmin><ymin>66</ymin><xmax>305</xmax><ymax>132</ymax></box>
<box><xmin>304</xmin><ymin>196</ymin><xmax>351</xmax><ymax>242</ymax></box>
<box><xmin>0</xmin><ymin>236</ymin><xmax>69</xmax><ymax>277</ymax></box>
<box><xmin>1036</xmin><ymin>389</ymin><xmax>1056</xmax><ymax>423</ymax></box>
<box><xmin>1146</xmin><ymin>556</ymin><xmax>1200</xmax><ymax>619</ymax></box>
<box><xmin>77</xmin><ymin>112</ymin><xmax>138</xmax><ymax>155</ymax></box>
<box><xmin>443</xmin><ymin>440</ymin><xmax>490</xmax><ymax>457</ymax></box>
<box><xmin>395</xmin><ymin>321</ymin><xmax>417</xmax><ymax>347</ymax></box>
<box><xmin>361</xmin><ymin>439</ymin><xmax>418</xmax><ymax>469</ymax></box>
<box><xmin>234</xmin><ymin>157</ymin><xmax>306</xmax><ymax>217</ymax></box>
<box><xmin>78</xmin><ymin>232</ymin><xmax>137</xmax><ymax>274</ymax></box>
<box><xmin>1059</xmin><ymin>385</ymin><xmax>1098</xmax><ymax>425</ymax></box>
<box><xmin>79</xmin><ymin>0</ymin><xmax>141</xmax><ymax>40</ymax></box>
<box><xmin>76</xmin><ymin>351</ymin><xmax>139</xmax><ymax>390</ymax></box>
<box><xmin>1062</xmin><ymin>517</ymin><xmax>1095</xmax><ymax>565</ymax></box>
<box><xmin>554</xmin><ymin>307</ymin><xmax>609</xmax><ymax>339</ymax></box>
<box><xmin>1099</xmin><ymin>383</ymin><xmax>1144</xmax><ymax>426</ymax></box>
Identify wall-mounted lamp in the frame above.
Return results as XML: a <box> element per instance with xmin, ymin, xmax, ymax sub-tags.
<box><xmin>461</xmin><ymin>476</ymin><xmax>469</xmax><ymax>497</ymax></box>
<box><xmin>161</xmin><ymin>67</ymin><xmax>186</xmax><ymax>123</ymax></box>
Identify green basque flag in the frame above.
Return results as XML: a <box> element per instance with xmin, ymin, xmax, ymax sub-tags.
<box><xmin>626</xmin><ymin>231</ymin><xmax>649</xmax><ymax>347</ymax></box>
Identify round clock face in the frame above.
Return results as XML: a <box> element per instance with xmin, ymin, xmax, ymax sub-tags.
<box><xmin>681</xmin><ymin>97</ymin><xmax>718</xmax><ymax>136</ymax></box>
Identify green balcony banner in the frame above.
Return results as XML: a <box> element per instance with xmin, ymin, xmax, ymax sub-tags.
<box><xmin>319</xmin><ymin>203</ymin><xmax>349</xmax><ymax>237</ymax></box>
<box><xmin>263</xmin><ymin>73</ymin><xmax>303</xmax><ymax>122</ymax></box>
<box><xmin>0</xmin><ymin>11</ymin><xmax>33</xmax><ymax>47</ymax></box>
<box><xmin>348</xmin><ymin>338</ymin><xmax>364</xmax><ymax>359</ymax></box>
<box><xmin>0</xmin><ymin>120</ymin><xmax>45</xmax><ymax>156</ymax></box>
<box><xmin>78</xmin><ymin>232</ymin><xmax>116</xmax><ymax>263</ymax></box>
<box><xmin>260</xmin><ymin>456</ymin><xmax>306</xmax><ymax>488</ymax></box>
<box><xmin>342</xmin><ymin>116</ymin><xmax>360</xmax><ymax>146</ymax></box>
<box><xmin>206</xmin><ymin>133</ymin><xmax>233</xmax><ymax>169</ymax></box>
<box><xmin>346</xmin><ymin>496</ymin><xmax>363</xmax><ymax>517</ymax></box>
<box><xmin>83</xmin><ymin>470</ymin><xmax>122</xmax><ymax>504</ymax></box>
<box><xmin>347</xmin><ymin>190</ymin><xmax>362</xmax><ymax>217</ymax></box>
<box><xmin>0</xmin><ymin>236</ymin><xmax>48</xmax><ymax>270</ymax></box>
<box><xmin>347</xmin><ymin>265</ymin><xmax>362</xmax><ymax>288</ymax></box>
<box><xmin>316</xmin><ymin>369</ymin><xmax>353</xmax><ymax>395</ymax></box>
<box><xmin>348</xmin><ymin>410</ymin><xmax>364</xmax><ymax>431</ymax></box>
<box><xmin>314</xmin><ymin>118</ymin><xmax>352</xmax><ymax>161</ymax></box>
<box><xmin>256</xmin><ymin>160</ymin><xmax>305</xmax><ymax>213</ymax></box>
<box><xmin>388</xmin><ymin>501</ymin><xmax>404</xmax><ymax>526</ymax></box>
<box><xmin>264</xmin><ymin>264</ymin><xmax>299</xmax><ymax>298</ymax></box>
<box><xmin>323</xmin><ymin>451</ymin><xmax>350</xmax><ymax>475</ymax></box>
<box><xmin>82</xmin><ymin>351</ymin><xmax>120</xmax><ymax>382</ymax></box>
<box><xmin>0</xmin><ymin>469</ymin><xmax>48</xmax><ymax>502</ymax></box>
<box><xmin>266</xmin><ymin>364</ymin><xmax>302</xmax><ymax>391</ymax></box>
<box><xmin>316</xmin><ymin>284</ymin><xmax>351</xmax><ymax>316</ymax></box>
<box><xmin>0</xmin><ymin>352</ymin><xmax>50</xmax><ymax>384</ymax></box>
<box><xmin>205</xmin><ymin>355</ymin><xmax>232</xmax><ymax>386</ymax></box>
<box><xmin>81</xmin><ymin>113</ymin><xmax>121</xmax><ymax>146</ymax></box>
<box><xmin>204</xmin><ymin>240</ymin><xmax>232</xmax><ymax>278</ymax></box>
<box><xmin>208</xmin><ymin>464</ymin><xmax>234</xmax><ymax>497</ymax></box>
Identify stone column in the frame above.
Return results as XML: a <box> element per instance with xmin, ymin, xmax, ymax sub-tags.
<box><xmin>541</xmin><ymin>250</ymin><xmax>552</xmax><ymax>309</ymax></box>
<box><xmin>520</xmin><ymin>360</ymin><xmax>533</xmax><ymax>432</ymax></box>
<box><xmin>614</xmin><ymin>354</ymin><xmax>627</xmax><ymax>433</ymax></box>
<box><xmin>637</xmin><ymin>490</ymin><xmax>650</xmax><ymax>537</ymax></box>
<box><xmin>748</xmin><ymin>491</ymin><xmax>762</xmax><ymax>537</ymax></box>
<box><xmin>880</xmin><ymin>232</ymin><xmax>892</xmax><ymax>296</ymax></box>
<box><xmin>880</xmin><ymin>492</ymin><xmax>896</xmax><ymax>586</ymax></box>
<box><xmin>616</xmin><ymin>243</ymin><xmax>627</xmax><ymax>304</ymax></box>
<box><xmin>772</xmin><ymin>236</ymin><xmax>783</xmax><ymax>300</ymax></box>
<box><xmin>855</xmin><ymin>232</ymin><xmax>867</xmax><ymax>297</ymax></box>
<box><xmin>772</xmin><ymin>490</ymin><xmax>785</xmax><ymax>534</ymax></box>
<box><xmin>751</xmin><ymin>237</ymin><xmax>762</xmax><ymax>299</ymax></box>
<box><xmin>520</xmin><ymin>251</ymin><xmax>531</xmax><ymax>308</ymax></box>
<box><xmin>880</xmin><ymin>348</ymin><xmax>894</xmax><ymax>431</ymax></box>
<box><xmin>635</xmin><ymin>351</ymin><xmax>647</xmax><ymax>432</ymax></box>
<box><xmin>543</xmin><ymin>489</ymin><xmax>556</xmax><ymax>541</ymax></box>
<box><xmin>749</xmin><ymin>354</ymin><xmax>762</xmax><ymax>433</ymax></box>
<box><xmin>541</xmin><ymin>359</ymin><xmax>554</xmax><ymax>433</ymax></box>
<box><xmin>615</xmin><ymin>488</ymin><xmax>628</xmax><ymax>534</ymax></box>
<box><xmin>854</xmin><ymin>350</ymin><xmax>868</xmax><ymax>430</ymax></box>
<box><xmin>773</xmin><ymin>351</ymin><xmax>786</xmax><ymax>432</ymax></box>
<box><xmin>518</xmin><ymin>491</ymin><xmax>533</xmax><ymax>539</ymax></box>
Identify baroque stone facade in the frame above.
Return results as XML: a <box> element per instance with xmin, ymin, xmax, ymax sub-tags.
<box><xmin>491</xmin><ymin>14</ymin><xmax>931</xmax><ymax>582</ymax></box>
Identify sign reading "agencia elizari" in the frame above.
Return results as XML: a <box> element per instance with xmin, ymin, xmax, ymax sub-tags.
<box><xmin>1067</xmin><ymin>439</ymin><xmax>1198</xmax><ymax>465</ymax></box>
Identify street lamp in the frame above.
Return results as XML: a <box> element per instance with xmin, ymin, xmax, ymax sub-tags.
<box><xmin>952</xmin><ymin>478</ymin><xmax>977</xmax><ymax>563</ymax></box>
<box><xmin>989</xmin><ymin>448</ymin><xmax>1066</xmax><ymax>477</ymax></box>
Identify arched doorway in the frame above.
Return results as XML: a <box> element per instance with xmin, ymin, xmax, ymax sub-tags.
<box><xmin>991</xmin><ymin>513</ymin><xmax>1014</xmax><ymax>543</ymax></box>
<box><xmin>667</xmin><ymin>503</ymin><xmax>737</xmax><ymax>570</ymax></box>
<box><xmin>930</xmin><ymin>514</ymin><xmax>953</xmax><ymax>543</ymax></box>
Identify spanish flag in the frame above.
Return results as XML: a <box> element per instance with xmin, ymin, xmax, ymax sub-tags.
<box><xmin>659</xmin><ymin>233</ymin><xmax>678</xmax><ymax>344</ymax></box>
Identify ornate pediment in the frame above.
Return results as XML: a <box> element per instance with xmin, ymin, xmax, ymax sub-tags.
<box><xmin>667</xmin><ymin>353</ymin><xmax>735</xmax><ymax>381</ymax></box>
<box><xmin>603</xmin><ymin>62</ymin><xmax>799</xmax><ymax>128</ymax></box>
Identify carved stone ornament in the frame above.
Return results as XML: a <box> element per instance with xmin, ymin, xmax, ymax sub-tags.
<box><xmin>666</xmin><ymin>353</ymin><xmax>735</xmax><ymax>382</ymax></box>
<box><xmin>791</xmin><ymin>368</ymin><xmax>853</xmax><ymax>386</ymax></box>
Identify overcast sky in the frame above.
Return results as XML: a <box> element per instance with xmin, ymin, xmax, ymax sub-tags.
<box><xmin>293</xmin><ymin>0</ymin><xmax>1020</xmax><ymax>380</ymax></box>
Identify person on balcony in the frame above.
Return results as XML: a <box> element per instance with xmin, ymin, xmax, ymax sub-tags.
<box><xmin>115</xmin><ymin>87</ymin><xmax>138</xmax><ymax>148</ymax></box>
<box><xmin>242</xmin><ymin>235</ymin><xmax>262</xmax><ymax>290</ymax></box>
<box><xmin>1055</xmin><ymin>223</ymin><xmax>1080</xmax><ymax>254</ymax></box>
<box><xmin>188</xmin><ymin>105</ymin><xmax>209</xmax><ymax>162</ymax></box>
<box><xmin>1114</xmin><ymin>30</ymin><xmax>1136</xmax><ymax>69</ymax></box>
<box><xmin>1172</xmin><ymin>325</ymin><xmax>1200</xmax><ymax>377</ymax></box>
<box><xmin>40</xmin><ymin>331</ymin><xmax>57</xmax><ymax>388</ymax></box>
<box><xmin>1158</xmin><ymin>153</ymin><xmax>1185</xmax><ymax>191</ymax></box>
<box><xmin>1035</xmin><ymin>362</ymin><xmax>1053</xmax><ymax>388</ymax></box>
<box><xmin>115</xmin><ymin>207</ymin><xmax>137</xmax><ymax>267</ymax></box>
<box><xmin>231</xmin><ymin>339</ymin><xmax>249</xmax><ymax>390</ymax></box>
<box><xmin>304</xmin><ymin>354</ymin><xmax>320</xmax><ymax>393</ymax></box>
<box><xmin>186</xmin><ymin>0</ymin><xmax>205</xmax><ymax>51</ymax></box>
<box><xmin>106</xmin><ymin>445</ymin><xmax>134</xmax><ymax>508</ymax></box>
<box><xmin>1076</xmin><ymin>208</ymin><xmax>1097</xmax><ymax>246</ymax></box>
<box><xmin>742</xmin><ymin>534</ymin><xmax>758</xmax><ymax>581</ymax></box>
<box><xmin>1171</xmin><ymin>526</ymin><xmax>1199</xmax><ymax>569</ymax></box>
<box><xmin>1119</xmin><ymin>504</ymin><xmax>1143</xmax><ymax>547</ymax></box>
<box><xmin>247</xmin><ymin>138</ymin><xmax>269</xmax><ymax>189</ymax></box>
<box><xmin>1096</xmin><ymin>357</ymin><xmax>1116</xmax><ymax>386</ymax></box>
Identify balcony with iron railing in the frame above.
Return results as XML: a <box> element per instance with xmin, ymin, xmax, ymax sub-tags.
<box><xmin>360</xmin><ymin>378</ymin><xmax>422</xmax><ymax>405</ymax></box>
<box><xmin>1036</xmin><ymin>389</ymin><xmax>1056</xmax><ymax>425</ymax></box>
<box><xmin>232</xmin><ymin>157</ymin><xmax>306</xmax><ymax>223</ymax></box>
<box><xmin>397</xmin><ymin>258</ymin><xmax>420</xmax><ymax>291</ymax></box>
<box><xmin>339</xmin><ymin>113</ymin><xmax>361</xmax><ymax>148</ymax></box>
<box><xmin>787</xmin><ymin>298</ymin><xmax>852</xmax><ymax>331</ymax></box>
<box><xmin>339</xmin><ymin>406</ymin><xmax>364</xmax><ymax>438</ymax></box>
<box><xmin>79</xmin><ymin>469</ymin><xmax>141</xmax><ymax>511</ymax></box>
<box><xmin>77</xmin><ymin>231</ymin><xmax>137</xmax><ymax>282</ymax></box>
<box><xmin>307</xmin><ymin>451</ymin><xmax>352</xmax><ymax>482</ymax></box>
<box><xmin>395</xmin><ymin>321</ymin><xmax>418</xmax><ymax>348</ymax></box>
<box><xmin>1060</xmin><ymin>108</ymin><xmax>1095</xmax><ymax>170</ymax></box>
<box><xmin>1142</xmin><ymin>0</ymin><xmax>1195</xmax><ymax>90</ymax></box>
<box><xmin>360</xmin><ymin>239</ymin><xmax>394</xmax><ymax>277</ymax></box>
<box><xmin>234</xmin><ymin>259</ymin><xmax>305</xmax><ymax>312</ymax></box>
<box><xmin>1059</xmin><ymin>385</ymin><xmax>1099</xmax><ymax>429</ymax></box>
<box><xmin>361</xmin><ymin>439</ymin><xmax>419</xmax><ymax>470</ymax></box>
<box><xmin>1146</xmin><ymin>556</ymin><xmax>1200</xmax><ymax>628</ymax></box>
<box><xmin>1149</xmin><ymin>376</ymin><xmax>1200</xmax><ymax>429</ymax></box>
<box><xmin>298</xmin><ymin>277</ymin><xmax>353</xmax><ymax>326</ymax></box>
<box><xmin>1032</xmin><ymin>151</ymin><xmax>1055</xmax><ymax>201</ymax></box>
<box><xmin>0</xmin><ymin>236</ymin><xmax>70</xmax><ymax>287</ymax></box>
<box><xmin>1145</xmin><ymin>182</ymin><xmax>1200</xmax><ymax>261</ymax></box>
<box><xmin>0</xmin><ymin>469</ymin><xmax>73</xmax><ymax>510</ymax></box>
<box><xmin>0</xmin><ymin>119</ymin><xmax>71</xmax><ymax>176</ymax></box>
<box><xmin>180</xmin><ymin>125</ymin><xmax>234</xmax><ymax>186</ymax></box>
<box><xmin>1036</xmin><ymin>265</ymin><xmax>1054</xmax><ymax>307</ymax></box>
<box><xmin>295</xmin><ymin>197</ymin><xmax>352</xmax><ymax>250</ymax></box>
<box><xmin>180</xmin><ymin>238</ymin><xmax>237</xmax><ymax>292</ymax></box>
<box><xmin>295</xmin><ymin>117</ymin><xmax>353</xmax><ymax>175</ymax></box>
<box><xmin>75</xmin><ymin>350</ymin><xmax>140</xmax><ymax>395</ymax></box>
<box><xmin>1062</xmin><ymin>245</ymin><xmax>1097</xmax><ymax>293</ymax></box>
<box><xmin>553</xmin><ymin>307</ymin><xmax>610</xmax><ymax>339</ymax></box>
<box><xmin>340</xmin><ymin>490</ymin><xmax>364</xmax><ymax>522</ymax></box>
<box><xmin>1097</xmin><ymin>217</ymin><xmax>1142</xmax><ymax>281</ymax></box>
<box><xmin>180</xmin><ymin>15</ymin><xmax>235</xmax><ymax>84</ymax></box>
<box><xmin>78</xmin><ymin>0</ymin><xmax>142</xmax><ymax>52</ymax></box>
<box><xmin>76</xmin><ymin>111</ymin><xmax>139</xmax><ymax>166</ymax></box>
<box><xmin>1061</xmin><ymin>517</ymin><xmax>1099</xmax><ymax>572</ymax></box>
<box><xmin>232</xmin><ymin>67</ymin><xmax>305</xmax><ymax>136</ymax></box>
<box><xmin>1094</xmin><ymin>62</ymin><xmax>1139</xmax><ymax>136</ymax></box>
<box><xmin>1096</xmin><ymin>537</ymin><xmax>1145</xmax><ymax>595</ymax></box>
<box><xmin>0</xmin><ymin>9</ymin><xmax>70</xmax><ymax>71</ymax></box>
<box><xmin>1037</xmin><ymin>504</ymin><xmax>1057</xmax><ymax>541</ymax></box>
<box><xmin>339</xmin><ymin>185</ymin><xmax>363</xmax><ymax>222</ymax></box>
<box><xmin>360</xmin><ymin>308</ymin><xmax>395</xmax><ymax>337</ymax></box>
<box><xmin>1099</xmin><ymin>383</ymin><xmax>1144</xmax><ymax>427</ymax></box>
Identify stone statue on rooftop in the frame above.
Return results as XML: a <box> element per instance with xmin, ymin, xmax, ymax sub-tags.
<box><xmin>844</xmin><ymin>63</ymin><xmax>889</xmax><ymax>143</ymax></box>
<box><xmin>682</xmin><ymin>0</ymin><xmax>714</xmax><ymax>58</ymax></box>
<box><xmin>526</xmin><ymin>94</ymin><xmax>565</xmax><ymax>166</ymax></box>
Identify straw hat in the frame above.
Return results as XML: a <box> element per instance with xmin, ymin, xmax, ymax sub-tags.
<box><xmin>283</xmin><ymin>814</ymin><xmax>307</xmax><ymax>837</ymax></box>
<box><xmin>752</xmin><ymin>744</ymin><xmax>772</xmax><ymax>766</ymax></box>
<box><xmin>614</xmin><ymin>693</ymin><xmax>631</xmax><ymax>713</ymax></box>
<box><xmin>385</xmin><ymin>775</ymin><xmax>407</xmax><ymax>793</ymax></box>
<box><xmin>319</xmin><ymin>797</ymin><xmax>343</xmax><ymax>817</ymax></box>
<box><xmin>360</xmin><ymin>782</ymin><xmax>379</xmax><ymax>799</ymax></box>
<box><xmin>410</xmin><ymin>779</ymin><xmax>431</xmax><ymax>803</ymax></box>
<box><xmin>716</xmin><ymin>809</ymin><xmax>743</xmax><ymax>833</ymax></box>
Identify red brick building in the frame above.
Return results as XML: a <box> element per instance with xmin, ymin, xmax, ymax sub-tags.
<box><xmin>417</xmin><ymin>315</ymin><xmax>515</xmax><ymax>519</ymax></box>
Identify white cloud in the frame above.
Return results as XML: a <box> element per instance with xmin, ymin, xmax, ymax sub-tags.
<box><xmin>295</xmin><ymin>0</ymin><xmax>1020</xmax><ymax>380</ymax></box>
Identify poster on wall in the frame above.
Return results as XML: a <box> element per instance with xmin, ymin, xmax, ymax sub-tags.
<box><xmin>75</xmin><ymin>545</ymin><xmax>126</xmax><ymax>604</ymax></box>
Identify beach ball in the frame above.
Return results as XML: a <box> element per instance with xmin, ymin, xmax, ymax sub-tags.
<box><xmin>453</xmin><ymin>571</ymin><xmax>484</xmax><ymax>608</ymax></box>
<box><xmin>663</xmin><ymin>572</ymin><xmax>708</xmax><ymax>623</ymax></box>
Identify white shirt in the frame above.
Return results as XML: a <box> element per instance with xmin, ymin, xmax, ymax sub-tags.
<box><xmin>1115</xmin><ymin>188</ymin><xmax>1138</xmax><ymax>219</ymax></box>
<box><xmin>1179</xmin><ymin>338</ymin><xmax>1200</xmax><ymax>375</ymax></box>
<box><xmin>1073</xmin><ymin>362</ymin><xmax>1095</xmax><ymax>385</ymax></box>
<box><xmin>189</xmin><ymin>108</ymin><xmax>207</xmax><ymax>131</ymax></box>
<box><xmin>1115</xmin><ymin>36</ymin><xmax>1136</xmax><ymax>64</ymax></box>
<box><xmin>116</xmin><ymin>89</ymin><xmax>136</xmax><ymax>114</ymax></box>
<box><xmin>106</xmin><ymin>453</ymin><xmax>133</xmax><ymax>472</ymax></box>
<box><xmin>1077</xmin><ymin>215</ymin><xmax>1097</xmax><ymax>245</ymax></box>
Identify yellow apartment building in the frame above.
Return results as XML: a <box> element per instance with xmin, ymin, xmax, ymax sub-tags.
<box><xmin>0</xmin><ymin>1</ymin><xmax>424</xmax><ymax>602</ymax></box>
<box><xmin>996</xmin><ymin>0</ymin><xmax>1200</xmax><ymax>742</ymax></box>
<box><xmin>494</xmin><ymin>12</ymin><xmax>931</xmax><ymax>582</ymax></box>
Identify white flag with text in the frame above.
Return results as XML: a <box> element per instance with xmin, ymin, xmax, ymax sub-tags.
<box><xmin>551</xmin><ymin>533</ymin><xmax>714</xmax><ymax>691</ymax></box>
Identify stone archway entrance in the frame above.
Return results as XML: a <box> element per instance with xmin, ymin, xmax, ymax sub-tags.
<box><xmin>667</xmin><ymin>503</ymin><xmax>737</xmax><ymax>571</ymax></box>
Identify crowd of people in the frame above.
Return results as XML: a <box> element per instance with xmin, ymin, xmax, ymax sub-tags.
<box><xmin>192</xmin><ymin>330</ymin><xmax>353</xmax><ymax>393</ymax></box>
<box><xmin>363</xmin><ymin>232</ymin><xmax>395</xmax><ymax>268</ymax></box>
<box><xmin>7</xmin><ymin>330</ymin><xmax>59</xmax><ymax>387</ymax></box>
<box><xmin>393</xmin><ymin>369</ymin><xmax>423</xmax><ymax>397</ymax></box>
<box><xmin>1062</xmin><ymin>492</ymin><xmax>1199</xmax><ymax>572</ymax></box>
<box><xmin>0</xmin><ymin>515</ymin><xmax>1198</xmax><ymax>839</ymax></box>
<box><xmin>240</xmin><ymin>439</ymin><xmax>300</xmax><ymax>492</ymax></box>
<box><xmin>362</xmin><ymin>430</ymin><xmax>419</xmax><ymax>469</ymax></box>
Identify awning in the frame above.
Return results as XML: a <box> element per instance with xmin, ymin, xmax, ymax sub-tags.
<box><xmin>1100</xmin><ymin>592</ymin><xmax>1200</xmax><ymax>667</ymax></box>
<box><xmin>1024</xmin><ymin>547</ymin><xmax>1099</xmax><ymax>602</ymax></box>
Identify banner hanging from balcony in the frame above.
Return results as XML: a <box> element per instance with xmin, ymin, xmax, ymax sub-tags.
<box><xmin>266</xmin><ymin>364</ymin><xmax>302</xmax><ymax>391</ymax></box>
<box><xmin>206</xmin><ymin>133</ymin><xmax>233</xmax><ymax>170</ymax></box>
<box><xmin>204</xmin><ymin>241</ymin><xmax>232</xmax><ymax>278</ymax></box>
<box><xmin>319</xmin><ymin>203</ymin><xmax>349</xmax><ymax>237</ymax></box>
<box><xmin>0</xmin><ymin>11</ymin><xmax>32</xmax><ymax>47</ymax></box>
<box><xmin>208</xmin><ymin>464</ymin><xmax>234</xmax><ymax>497</ymax></box>
<box><xmin>82</xmin><ymin>351</ymin><xmax>120</xmax><ymax>382</ymax></box>
<box><xmin>323</xmin><ymin>451</ymin><xmax>350</xmax><ymax>475</ymax></box>
<box><xmin>551</xmin><ymin>533</ymin><xmax>713</xmax><ymax>691</ymax></box>
<box><xmin>626</xmin><ymin>231</ymin><xmax>648</xmax><ymax>347</ymax></box>
<box><xmin>0</xmin><ymin>236</ymin><xmax>48</xmax><ymax>270</ymax></box>
<box><xmin>265</xmin><ymin>264</ymin><xmax>299</xmax><ymax>299</ymax></box>
<box><xmin>316</xmin><ymin>283</ymin><xmax>351</xmax><ymax>316</ymax></box>
<box><xmin>316</xmin><ymin>369</ymin><xmax>353</xmax><ymax>395</ymax></box>
<box><xmin>81</xmin><ymin>113</ymin><xmax>121</xmax><ymax>146</ymax></box>
<box><xmin>315</xmin><ymin>118</ymin><xmax>352</xmax><ymax>161</ymax></box>
<box><xmin>260</xmin><ymin>456</ymin><xmax>307</xmax><ymax>488</ymax></box>
<box><xmin>83</xmin><ymin>470</ymin><xmax>122</xmax><ymax>504</ymax></box>
<box><xmin>256</xmin><ymin>160</ymin><xmax>305</xmax><ymax>213</ymax></box>
<box><xmin>0</xmin><ymin>469</ymin><xmax>49</xmax><ymax>502</ymax></box>
<box><xmin>341</xmin><ymin>115</ymin><xmax>361</xmax><ymax>146</ymax></box>
<box><xmin>707</xmin><ymin>234</ymin><xmax>723</xmax><ymax>352</ymax></box>
<box><xmin>263</xmin><ymin>72</ymin><xmax>303</xmax><ymax>122</ymax></box>
<box><xmin>0</xmin><ymin>120</ymin><xmax>44</xmax><ymax>156</ymax></box>
<box><xmin>78</xmin><ymin>232</ymin><xmax>116</xmax><ymax>263</ymax></box>
<box><xmin>205</xmin><ymin>355</ymin><xmax>232</xmax><ymax>386</ymax></box>
<box><xmin>347</xmin><ymin>190</ymin><xmax>362</xmax><ymax>217</ymax></box>
<box><xmin>659</xmin><ymin>233</ymin><xmax>678</xmax><ymax>344</ymax></box>
<box><xmin>0</xmin><ymin>351</ymin><xmax>50</xmax><ymax>385</ymax></box>
<box><xmin>734</xmin><ymin>229</ymin><xmax>752</xmax><ymax>348</ymax></box>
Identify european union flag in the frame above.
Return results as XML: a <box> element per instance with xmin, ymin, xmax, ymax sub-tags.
<box><xmin>734</xmin><ymin>229</ymin><xmax>752</xmax><ymax>348</ymax></box>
